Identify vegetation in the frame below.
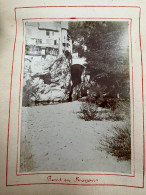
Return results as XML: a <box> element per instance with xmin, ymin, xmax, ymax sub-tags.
<box><xmin>79</xmin><ymin>99</ymin><xmax>129</xmax><ymax>122</ymax></box>
<box><xmin>78</xmin><ymin>83</ymin><xmax>131</xmax><ymax>161</ymax></box>
<box><xmin>100</xmin><ymin>123</ymin><xmax>131</xmax><ymax>161</ymax></box>
<box><xmin>69</xmin><ymin>21</ymin><xmax>130</xmax><ymax>98</ymax></box>
<box><xmin>79</xmin><ymin>103</ymin><xmax>98</xmax><ymax>121</ymax></box>
<box><xmin>22</xmin><ymin>79</ymin><xmax>33</xmax><ymax>107</ymax></box>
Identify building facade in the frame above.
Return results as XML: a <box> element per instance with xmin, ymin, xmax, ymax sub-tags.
<box><xmin>25</xmin><ymin>22</ymin><xmax>72</xmax><ymax>56</ymax></box>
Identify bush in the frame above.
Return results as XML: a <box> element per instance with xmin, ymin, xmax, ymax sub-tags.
<box><xmin>85</xmin><ymin>84</ymin><xmax>119</xmax><ymax>111</ymax></box>
<box><xmin>22</xmin><ymin>80</ymin><xmax>33</xmax><ymax>107</ymax></box>
<box><xmin>79</xmin><ymin>102</ymin><xmax>125</xmax><ymax>121</ymax></box>
<box><xmin>101</xmin><ymin>110</ymin><xmax>124</xmax><ymax>121</ymax></box>
<box><xmin>79</xmin><ymin>102</ymin><xmax>98</xmax><ymax>121</ymax></box>
<box><xmin>86</xmin><ymin>85</ymin><xmax>103</xmax><ymax>104</ymax></box>
<box><xmin>22</xmin><ymin>78</ymin><xmax>40</xmax><ymax>107</ymax></box>
<box><xmin>79</xmin><ymin>97</ymin><xmax>130</xmax><ymax>121</ymax></box>
<box><xmin>116</xmin><ymin>99</ymin><xmax>130</xmax><ymax>119</ymax></box>
<box><xmin>100</xmin><ymin>124</ymin><xmax>131</xmax><ymax>161</ymax></box>
<box><xmin>99</xmin><ymin>97</ymin><xmax>117</xmax><ymax>111</ymax></box>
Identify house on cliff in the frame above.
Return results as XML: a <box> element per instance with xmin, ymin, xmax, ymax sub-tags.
<box><xmin>23</xmin><ymin>22</ymin><xmax>89</xmax><ymax>104</ymax></box>
<box><xmin>25</xmin><ymin>22</ymin><xmax>72</xmax><ymax>57</ymax></box>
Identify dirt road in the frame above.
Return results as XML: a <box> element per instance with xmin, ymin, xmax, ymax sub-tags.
<box><xmin>20</xmin><ymin>101</ymin><xmax>131</xmax><ymax>173</ymax></box>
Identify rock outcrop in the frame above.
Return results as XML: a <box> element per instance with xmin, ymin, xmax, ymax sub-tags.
<box><xmin>23</xmin><ymin>55</ymin><xmax>71</xmax><ymax>106</ymax></box>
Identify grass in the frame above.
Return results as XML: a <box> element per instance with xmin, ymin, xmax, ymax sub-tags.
<box><xmin>99</xmin><ymin>123</ymin><xmax>131</xmax><ymax>161</ymax></box>
<box><xmin>78</xmin><ymin>98</ymin><xmax>130</xmax><ymax>121</ymax></box>
<box><xmin>79</xmin><ymin>102</ymin><xmax>98</xmax><ymax>121</ymax></box>
<box><xmin>78</xmin><ymin>98</ymin><xmax>131</xmax><ymax>161</ymax></box>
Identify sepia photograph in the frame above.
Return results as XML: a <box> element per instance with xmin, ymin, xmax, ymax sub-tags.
<box><xmin>20</xmin><ymin>21</ymin><xmax>131</xmax><ymax>173</ymax></box>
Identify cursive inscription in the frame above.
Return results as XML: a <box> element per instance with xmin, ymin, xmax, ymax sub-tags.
<box><xmin>47</xmin><ymin>175</ymin><xmax>99</xmax><ymax>184</ymax></box>
<box><xmin>74</xmin><ymin>177</ymin><xmax>98</xmax><ymax>183</ymax></box>
<box><xmin>47</xmin><ymin>176</ymin><xmax>62</xmax><ymax>182</ymax></box>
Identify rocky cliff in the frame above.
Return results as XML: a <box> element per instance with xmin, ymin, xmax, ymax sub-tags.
<box><xmin>22</xmin><ymin>55</ymin><xmax>72</xmax><ymax>106</ymax></box>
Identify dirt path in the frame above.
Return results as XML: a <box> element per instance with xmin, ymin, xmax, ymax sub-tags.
<box><xmin>20</xmin><ymin>101</ymin><xmax>131</xmax><ymax>173</ymax></box>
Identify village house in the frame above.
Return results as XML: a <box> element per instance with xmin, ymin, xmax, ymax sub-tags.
<box><xmin>24</xmin><ymin>21</ymin><xmax>89</xmax><ymax>102</ymax></box>
<box><xmin>25</xmin><ymin>22</ymin><xmax>72</xmax><ymax>57</ymax></box>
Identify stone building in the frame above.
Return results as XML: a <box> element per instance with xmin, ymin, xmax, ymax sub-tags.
<box><xmin>25</xmin><ymin>22</ymin><xmax>72</xmax><ymax>56</ymax></box>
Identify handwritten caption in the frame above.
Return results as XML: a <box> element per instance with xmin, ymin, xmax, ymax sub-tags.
<box><xmin>47</xmin><ymin>176</ymin><xmax>99</xmax><ymax>184</ymax></box>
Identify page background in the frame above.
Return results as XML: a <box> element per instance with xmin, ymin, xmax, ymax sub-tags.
<box><xmin>0</xmin><ymin>0</ymin><xmax>146</xmax><ymax>194</ymax></box>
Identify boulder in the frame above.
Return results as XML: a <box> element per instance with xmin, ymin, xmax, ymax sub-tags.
<box><xmin>49</xmin><ymin>90</ymin><xmax>65</xmax><ymax>101</ymax></box>
<box><xmin>38</xmin><ymin>92</ymin><xmax>52</xmax><ymax>101</ymax></box>
<box><xmin>23</xmin><ymin>54</ymin><xmax>72</xmax><ymax>105</ymax></box>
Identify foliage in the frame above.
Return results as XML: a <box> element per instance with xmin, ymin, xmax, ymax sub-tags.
<box><xmin>22</xmin><ymin>83</ymin><xmax>36</xmax><ymax>107</ymax></box>
<box><xmin>79</xmin><ymin>98</ymin><xmax>130</xmax><ymax>121</ymax></box>
<box><xmin>79</xmin><ymin>102</ymin><xmax>98</xmax><ymax>121</ymax></box>
<box><xmin>114</xmin><ymin>98</ymin><xmax>130</xmax><ymax>121</ymax></box>
<box><xmin>100</xmin><ymin>123</ymin><xmax>131</xmax><ymax>161</ymax></box>
<box><xmin>85</xmin><ymin>82</ymin><xmax>119</xmax><ymax>110</ymax></box>
<box><xmin>22</xmin><ymin>78</ymin><xmax>41</xmax><ymax>106</ymax></box>
<box><xmin>86</xmin><ymin>84</ymin><xmax>102</xmax><ymax>103</ymax></box>
<box><xmin>99</xmin><ymin>98</ymin><xmax>117</xmax><ymax>111</ymax></box>
<box><xmin>69</xmin><ymin>21</ymin><xmax>130</xmax><ymax>98</ymax></box>
<box><xmin>22</xmin><ymin>79</ymin><xmax>33</xmax><ymax>107</ymax></box>
<box><xmin>25</xmin><ymin>45</ymin><xmax>30</xmax><ymax>54</ymax></box>
<box><xmin>79</xmin><ymin>102</ymin><xmax>124</xmax><ymax>121</ymax></box>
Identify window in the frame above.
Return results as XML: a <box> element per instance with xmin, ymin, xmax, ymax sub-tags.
<box><xmin>52</xmin><ymin>32</ymin><xmax>54</xmax><ymax>36</ymax></box>
<box><xmin>54</xmin><ymin>40</ymin><xmax>57</xmax><ymax>45</ymax></box>
<box><xmin>46</xmin><ymin>31</ymin><xmax>50</xmax><ymax>36</ymax></box>
<box><xmin>36</xmin><ymin>39</ymin><xmax>42</xmax><ymax>44</ymax></box>
<box><xmin>67</xmin><ymin>35</ymin><xmax>70</xmax><ymax>41</ymax></box>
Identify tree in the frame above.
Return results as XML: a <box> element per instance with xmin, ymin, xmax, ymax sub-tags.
<box><xmin>69</xmin><ymin>21</ymin><xmax>130</xmax><ymax>98</ymax></box>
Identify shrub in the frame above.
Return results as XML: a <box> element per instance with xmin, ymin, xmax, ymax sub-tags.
<box><xmin>86</xmin><ymin>85</ymin><xmax>103</xmax><ymax>104</ymax></box>
<box><xmin>108</xmin><ymin>112</ymin><xmax>124</xmax><ymax>121</ymax></box>
<box><xmin>108</xmin><ymin>98</ymin><xmax>130</xmax><ymax>121</ymax></box>
<box><xmin>22</xmin><ymin>80</ymin><xmax>33</xmax><ymax>107</ymax></box>
<box><xmin>100</xmin><ymin>124</ymin><xmax>131</xmax><ymax>161</ymax></box>
<box><xmin>85</xmin><ymin>84</ymin><xmax>119</xmax><ymax>111</ymax></box>
<box><xmin>79</xmin><ymin>102</ymin><xmax>98</xmax><ymax>121</ymax></box>
<box><xmin>99</xmin><ymin>97</ymin><xmax>117</xmax><ymax>111</ymax></box>
<box><xmin>116</xmin><ymin>99</ymin><xmax>130</xmax><ymax>119</ymax></box>
<box><xmin>79</xmin><ymin>98</ymin><xmax>130</xmax><ymax>121</ymax></box>
<box><xmin>79</xmin><ymin>102</ymin><xmax>124</xmax><ymax>121</ymax></box>
<box><xmin>22</xmin><ymin>78</ymin><xmax>41</xmax><ymax>107</ymax></box>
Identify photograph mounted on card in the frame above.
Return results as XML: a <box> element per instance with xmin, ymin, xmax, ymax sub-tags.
<box><xmin>6</xmin><ymin>6</ymin><xmax>144</xmax><ymax>188</ymax></box>
<box><xmin>20</xmin><ymin>20</ymin><xmax>131</xmax><ymax>174</ymax></box>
